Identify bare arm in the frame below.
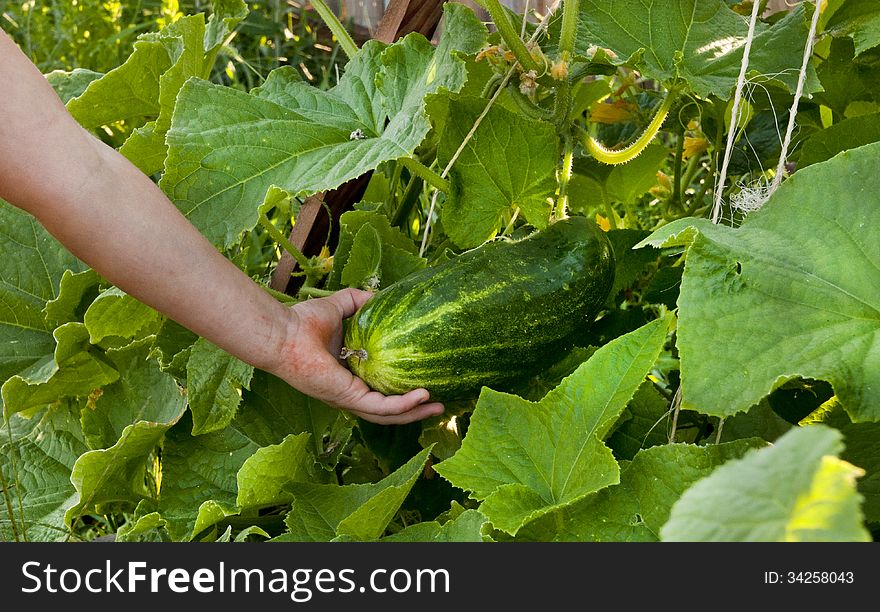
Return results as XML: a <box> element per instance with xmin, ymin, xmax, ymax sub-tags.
<box><xmin>0</xmin><ymin>29</ymin><xmax>442</xmax><ymax>424</ymax></box>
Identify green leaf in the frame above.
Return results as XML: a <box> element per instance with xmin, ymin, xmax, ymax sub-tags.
<box><xmin>190</xmin><ymin>500</ymin><xmax>239</xmax><ymax>540</ymax></box>
<box><xmin>718</xmin><ymin>399</ymin><xmax>793</xmax><ymax>444</ymax></box>
<box><xmin>63</xmin><ymin>7</ymin><xmax>247</xmax><ymax>176</ymax></box>
<box><xmin>116</xmin><ymin>501</ymin><xmax>169</xmax><ymax>542</ymax></box>
<box><xmin>81</xmin><ymin>339</ymin><xmax>187</xmax><ymax>450</ymax></box>
<box><xmin>277</xmin><ymin>447</ymin><xmax>432</xmax><ymax>542</ymax></box>
<box><xmin>65</xmin><ymin>37</ymin><xmax>169</xmax><ymax>128</ymax></box>
<box><xmin>0</xmin><ymin>404</ymin><xmax>88</xmax><ymax>541</ymax></box>
<box><xmin>160</xmin><ymin>4</ymin><xmax>486</xmax><ymax>248</ymax></box>
<box><xmin>569</xmin><ymin>143</ymin><xmax>669</xmax><ymax>223</ymax></box>
<box><xmin>66</xmin><ymin>414</ymin><xmax>183</xmax><ymax>526</ymax></box>
<box><xmin>435</xmin><ymin>315</ymin><xmax>673</xmax><ymax>535</ymax></box>
<box><xmin>41</xmin><ymin>269</ymin><xmax>99</xmax><ymax>328</ymax></box>
<box><xmin>514</xmin><ymin>440</ymin><xmax>764</xmax><ymax>541</ymax></box>
<box><xmin>341</xmin><ymin>223</ymin><xmax>383</xmax><ymax>289</ymax></box>
<box><xmin>155</xmin><ymin>373</ymin><xmax>344</xmax><ymax>540</ymax></box>
<box><xmin>150</xmin><ymin>317</ymin><xmax>198</xmax><ymax>380</ymax></box>
<box><xmin>802</xmin><ymin>398</ymin><xmax>880</xmax><ymax>524</ymax></box>
<box><xmin>605</xmin><ymin>229</ymin><xmax>660</xmax><ymax>299</ymax></box>
<box><xmin>813</xmin><ymin>38</ymin><xmax>879</xmax><ymax>118</ymax></box>
<box><xmin>606</xmin><ymin>382</ymin><xmax>672</xmax><ymax>461</ymax></box>
<box><xmin>119</xmin><ymin>13</ymin><xmax>243</xmax><ymax>175</ymax></box>
<box><xmin>235</xmin><ymin>433</ymin><xmax>317</xmax><ymax>508</ymax></box>
<box><xmin>203</xmin><ymin>0</ymin><xmax>249</xmax><ymax>52</ymax></box>
<box><xmin>45</xmin><ymin>69</ymin><xmax>103</xmax><ymax>105</ymax></box>
<box><xmin>661</xmin><ymin>426</ymin><xmax>870</xmax><ymax>541</ymax></box>
<box><xmin>157</xmin><ymin>414</ymin><xmax>259</xmax><ymax>540</ymax></box>
<box><xmin>329</xmin><ymin>210</ymin><xmax>423</xmax><ymax>290</ymax></box>
<box><xmin>236</xmin><ymin>370</ymin><xmax>350</xmax><ymax>469</ymax></box>
<box><xmin>0</xmin><ymin>201</ymin><xmax>86</xmax><ymax>383</ymax></box>
<box><xmin>186</xmin><ymin>338</ymin><xmax>254</xmax><ymax>435</ymax></box>
<box><xmin>382</xmin><ymin>509</ymin><xmax>488</xmax><ymax>542</ymax></box>
<box><xmin>637</xmin><ymin>142</ymin><xmax>880</xmax><ymax>422</ymax></box>
<box><xmin>435</xmin><ymin>95</ymin><xmax>558</xmax><ymax>248</ymax></box>
<box><xmin>799</xmin><ymin>112</ymin><xmax>880</xmax><ymax>167</ymax></box>
<box><xmin>1</xmin><ymin>323</ymin><xmax>119</xmax><ymax>417</ymax></box>
<box><xmin>825</xmin><ymin>0</ymin><xmax>880</xmax><ymax>56</ymax></box>
<box><xmin>570</xmin><ymin>1</ymin><xmax>817</xmax><ymax>98</ymax></box>
<box><xmin>83</xmin><ymin>287</ymin><xmax>162</xmax><ymax>344</ymax></box>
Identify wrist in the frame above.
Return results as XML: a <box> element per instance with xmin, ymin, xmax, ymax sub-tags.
<box><xmin>258</xmin><ymin>301</ymin><xmax>301</xmax><ymax>379</ymax></box>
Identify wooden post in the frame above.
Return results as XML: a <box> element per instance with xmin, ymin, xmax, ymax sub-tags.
<box><xmin>271</xmin><ymin>0</ymin><xmax>447</xmax><ymax>293</ymax></box>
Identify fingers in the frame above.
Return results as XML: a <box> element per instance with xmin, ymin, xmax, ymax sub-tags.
<box><xmin>329</xmin><ymin>371</ymin><xmax>444</xmax><ymax>424</ymax></box>
<box><xmin>346</xmin><ymin>399</ymin><xmax>445</xmax><ymax>425</ymax></box>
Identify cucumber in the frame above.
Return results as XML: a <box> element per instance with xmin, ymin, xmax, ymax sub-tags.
<box><xmin>342</xmin><ymin>216</ymin><xmax>615</xmax><ymax>401</ymax></box>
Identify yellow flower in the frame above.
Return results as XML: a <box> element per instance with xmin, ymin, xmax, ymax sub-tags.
<box><xmin>683</xmin><ymin>136</ymin><xmax>709</xmax><ymax>160</ymax></box>
<box><xmin>589</xmin><ymin>100</ymin><xmax>638</xmax><ymax>124</ymax></box>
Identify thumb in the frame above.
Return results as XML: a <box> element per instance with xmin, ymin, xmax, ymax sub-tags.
<box><xmin>323</xmin><ymin>287</ymin><xmax>374</xmax><ymax>319</ymax></box>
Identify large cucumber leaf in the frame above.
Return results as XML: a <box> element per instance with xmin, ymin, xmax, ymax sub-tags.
<box><xmin>514</xmin><ymin>439</ymin><xmax>763</xmax><ymax>542</ymax></box>
<box><xmin>435</xmin><ymin>315</ymin><xmax>673</xmax><ymax>536</ymax></box>
<box><xmin>276</xmin><ymin>447</ymin><xmax>432</xmax><ymax>542</ymax></box>
<box><xmin>160</xmin><ymin>3</ymin><xmax>487</xmax><ymax>248</ymax></box>
<box><xmin>0</xmin><ymin>403</ymin><xmax>88</xmax><ymax>541</ymax></box>
<box><xmin>65</xmin><ymin>2</ymin><xmax>248</xmax><ymax>175</ymax></box>
<box><xmin>661</xmin><ymin>425</ymin><xmax>870</xmax><ymax>541</ymax></box>
<box><xmin>0</xmin><ymin>202</ymin><xmax>86</xmax><ymax>386</ymax></box>
<box><xmin>568</xmin><ymin>0</ymin><xmax>817</xmax><ymax>97</ymax></box>
<box><xmin>637</xmin><ymin>142</ymin><xmax>880</xmax><ymax>422</ymax></box>
<box><xmin>433</xmin><ymin>95</ymin><xmax>558</xmax><ymax>248</ymax></box>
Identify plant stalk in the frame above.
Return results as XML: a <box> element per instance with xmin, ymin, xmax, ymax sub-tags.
<box><xmin>310</xmin><ymin>0</ymin><xmax>359</xmax><ymax>60</ymax></box>
<box><xmin>397</xmin><ymin>157</ymin><xmax>451</xmax><ymax>194</ymax></box>
<box><xmin>258</xmin><ymin>213</ymin><xmax>312</xmax><ymax>271</ymax></box>
<box><xmin>559</xmin><ymin>0</ymin><xmax>580</xmax><ymax>57</ymax></box>
<box><xmin>478</xmin><ymin>0</ymin><xmax>541</xmax><ymax>73</ymax></box>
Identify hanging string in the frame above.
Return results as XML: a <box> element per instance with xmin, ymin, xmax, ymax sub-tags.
<box><xmin>769</xmin><ymin>0</ymin><xmax>822</xmax><ymax>195</ymax></box>
<box><xmin>714</xmin><ymin>0</ymin><xmax>823</xmax><ymax>222</ymax></box>
<box><xmin>711</xmin><ymin>0</ymin><xmax>762</xmax><ymax>224</ymax></box>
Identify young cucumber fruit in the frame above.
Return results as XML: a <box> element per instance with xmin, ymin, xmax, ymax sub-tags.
<box><xmin>342</xmin><ymin>216</ymin><xmax>615</xmax><ymax>402</ymax></box>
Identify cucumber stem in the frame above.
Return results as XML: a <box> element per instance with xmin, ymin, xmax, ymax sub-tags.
<box><xmin>258</xmin><ymin>213</ymin><xmax>312</xmax><ymax>271</ymax></box>
<box><xmin>310</xmin><ymin>0</ymin><xmax>359</xmax><ymax>60</ymax></box>
<box><xmin>298</xmin><ymin>286</ymin><xmax>335</xmax><ymax>298</ymax></box>
<box><xmin>478</xmin><ymin>0</ymin><xmax>541</xmax><ymax>73</ymax></box>
<box><xmin>397</xmin><ymin>157</ymin><xmax>451</xmax><ymax>194</ymax></box>
<box><xmin>586</xmin><ymin>88</ymin><xmax>678</xmax><ymax>165</ymax></box>
<box><xmin>262</xmin><ymin>284</ymin><xmax>297</xmax><ymax>304</ymax></box>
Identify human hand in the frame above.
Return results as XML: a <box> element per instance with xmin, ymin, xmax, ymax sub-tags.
<box><xmin>267</xmin><ymin>288</ymin><xmax>445</xmax><ymax>424</ymax></box>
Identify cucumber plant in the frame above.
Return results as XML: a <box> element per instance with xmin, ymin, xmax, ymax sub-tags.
<box><xmin>2</xmin><ymin>0</ymin><xmax>880</xmax><ymax>544</ymax></box>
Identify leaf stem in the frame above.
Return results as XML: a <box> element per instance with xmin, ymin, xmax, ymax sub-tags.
<box><xmin>507</xmin><ymin>83</ymin><xmax>556</xmax><ymax>122</ymax></box>
<box><xmin>0</xmin><ymin>451</ymin><xmax>21</xmax><ymax>542</ymax></box>
<box><xmin>671</xmin><ymin>120</ymin><xmax>685</xmax><ymax>211</ymax></box>
<box><xmin>262</xmin><ymin>284</ymin><xmax>297</xmax><ymax>304</ymax></box>
<box><xmin>258</xmin><ymin>214</ymin><xmax>311</xmax><ymax>271</ymax></box>
<box><xmin>298</xmin><ymin>286</ymin><xmax>336</xmax><ymax>299</ymax></box>
<box><xmin>397</xmin><ymin>157</ymin><xmax>451</xmax><ymax>194</ymax></box>
<box><xmin>478</xmin><ymin>0</ymin><xmax>541</xmax><ymax>73</ymax></box>
<box><xmin>391</xmin><ymin>176</ymin><xmax>424</xmax><ymax>229</ymax></box>
<box><xmin>310</xmin><ymin>0</ymin><xmax>359</xmax><ymax>60</ymax></box>
<box><xmin>587</xmin><ymin>88</ymin><xmax>678</xmax><ymax>165</ymax></box>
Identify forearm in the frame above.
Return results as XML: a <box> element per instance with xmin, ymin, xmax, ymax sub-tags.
<box><xmin>38</xmin><ymin>137</ymin><xmax>292</xmax><ymax>372</ymax></box>
<box><xmin>0</xmin><ymin>30</ymin><xmax>290</xmax><ymax>372</ymax></box>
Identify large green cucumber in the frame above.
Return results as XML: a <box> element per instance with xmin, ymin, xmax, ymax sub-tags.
<box><xmin>342</xmin><ymin>216</ymin><xmax>615</xmax><ymax>401</ymax></box>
